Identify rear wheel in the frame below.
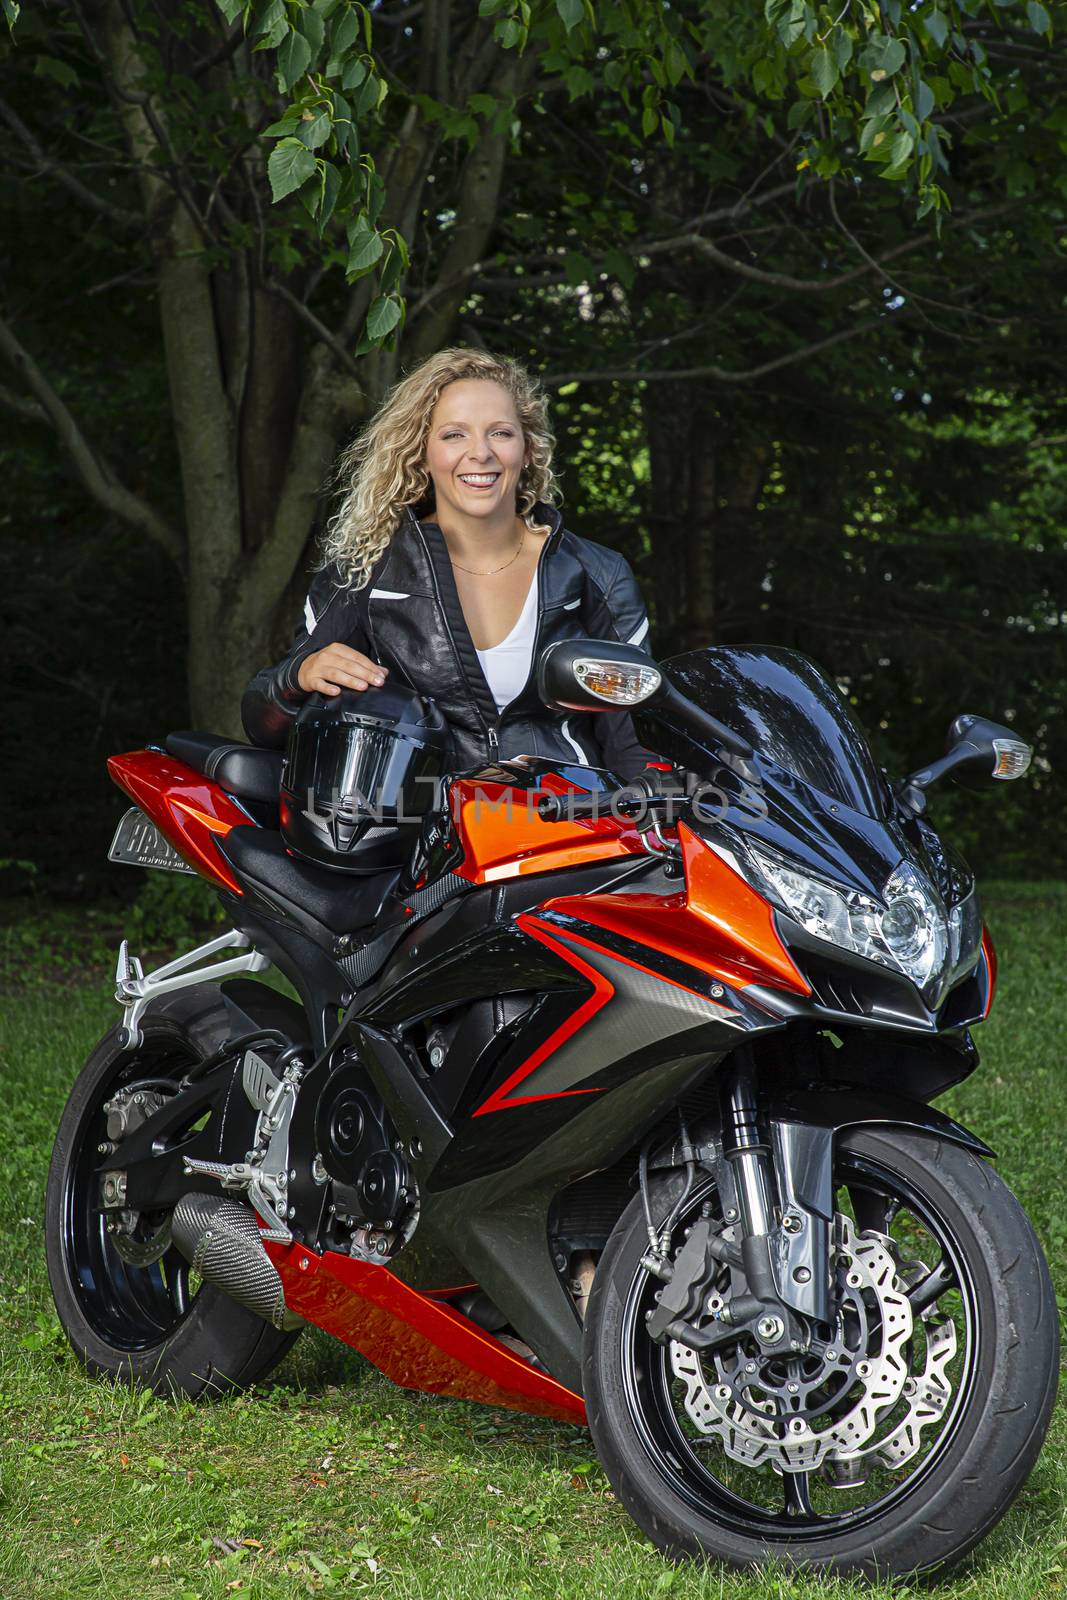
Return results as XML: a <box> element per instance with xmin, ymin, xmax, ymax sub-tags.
<box><xmin>583</xmin><ymin>1128</ymin><xmax>1058</xmax><ymax>1580</ymax></box>
<box><xmin>46</xmin><ymin>984</ymin><xmax>303</xmax><ymax>1398</ymax></box>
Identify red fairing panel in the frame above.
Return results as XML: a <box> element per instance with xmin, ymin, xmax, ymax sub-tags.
<box><xmin>107</xmin><ymin>749</ymin><xmax>248</xmax><ymax>894</ymax></box>
<box><xmin>981</xmin><ymin>924</ymin><xmax>998</xmax><ymax>1018</ymax></box>
<box><xmin>264</xmin><ymin>1238</ymin><xmax>587</xmax><ymax>1426</ymax></box>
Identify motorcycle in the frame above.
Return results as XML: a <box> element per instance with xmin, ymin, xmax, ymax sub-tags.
<box><xmin>45</xmin><ymin>637</ymin><xmax>1058</xmax><ymax>1580</ymax></box>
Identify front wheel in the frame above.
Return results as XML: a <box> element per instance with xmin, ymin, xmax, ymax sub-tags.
<box><xmin>583</xmin><ymin>1128</ymin><xmax>1058</xmax><ymax>1580</ymax></box>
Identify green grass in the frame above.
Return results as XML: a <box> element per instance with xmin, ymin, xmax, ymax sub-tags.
<box><xmin>0</xmin><ymin>883</ymin><xmax>1064</xmax><ymax>1599</ymax></box>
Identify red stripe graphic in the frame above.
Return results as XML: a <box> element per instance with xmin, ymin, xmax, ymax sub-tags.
<box><xmin>472</xmin><ymin>914</ymin><xmax>614</xmax><ymax>1116</ymax></box>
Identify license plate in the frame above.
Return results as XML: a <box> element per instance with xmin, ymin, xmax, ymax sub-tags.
<box><xmin>108</xmin><ymin>807</ymin><xmax>196</xmax><ymax>874</ymax></box>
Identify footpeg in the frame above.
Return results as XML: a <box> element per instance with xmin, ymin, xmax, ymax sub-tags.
<box><xmin>181</xmin><ymin>1156</ymin><xmax>292</xmax><ymax>1240</ymax></box>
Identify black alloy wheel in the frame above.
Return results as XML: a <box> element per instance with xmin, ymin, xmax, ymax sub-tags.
<box><xmin>583</xmin><ymin>1127</ymin><xmax>1058</xmax><ymax>1579</ymax></box>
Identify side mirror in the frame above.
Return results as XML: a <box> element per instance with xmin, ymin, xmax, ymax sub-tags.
<box><xmin>897</xmin><ymin>713</ymin><xmax>1032</xmax><ymax>814</ymax></box>
<box><xmin>537</xmin><ymin>638</ymin><xmax>754</xmax><ymax>761</ymax></box>
<box><xmin>943</xmin><ymin>714</ymin><xmax>1032</xmax><ymax>792</ymax></box>
<box><xmin>536</xmin><ymin>638</ymin><xmax>663</xmax><ymax>711</ymax></box>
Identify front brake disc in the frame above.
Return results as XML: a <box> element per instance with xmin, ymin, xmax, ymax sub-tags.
<box><xmin>668</xmin><ymin>1215</ymin><xmax>953</xmax><ymax>1474</ymax></box>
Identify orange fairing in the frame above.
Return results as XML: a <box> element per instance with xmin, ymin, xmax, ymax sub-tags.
<box><xmin>542</xmin><ymin>820</ymin><xmax>810</xmax><ymax>997</ymax></box>
<box><xmin>106</xmin><ymin>749</ymin><xmax>249</xmax><ymax>894</ymax></box>
<box><xmin>450</xmin><ymin>776</ymin><xmax>643</xmax><ymax>884</ymax></box>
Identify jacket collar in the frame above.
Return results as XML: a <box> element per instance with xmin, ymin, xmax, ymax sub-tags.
<box><xmin>401</xmin><ymin>500</ymin><xmax>564</xmax><ymax>548</ymax></box>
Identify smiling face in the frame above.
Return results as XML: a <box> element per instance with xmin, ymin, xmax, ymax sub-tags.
<box><xmin>424</xmin><ymin>379</ymin><xmax>528</xmax><ymax>528</ymax></box>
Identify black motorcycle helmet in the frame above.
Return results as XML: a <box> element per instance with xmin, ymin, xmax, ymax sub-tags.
<box><xmin>279</xmin><ymin>684</ymin><xmax>449</xmax><ymax>874</ymax></box>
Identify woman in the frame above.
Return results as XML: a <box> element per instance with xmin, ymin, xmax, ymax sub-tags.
<box><xmin>241</xmin><ymin>347</ymin><xmax>657</xmax><ymax>778</ymax></box>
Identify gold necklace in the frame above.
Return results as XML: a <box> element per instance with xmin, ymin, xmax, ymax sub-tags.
<box><xmin>449</xmin><ymin>528</ymin><xmax>525</xmax><ymax>577</ymax></box>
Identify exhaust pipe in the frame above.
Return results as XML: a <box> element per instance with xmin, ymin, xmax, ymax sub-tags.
<box><xmin>171</xmin><ymin>1195</ymin><xmax>303</xmax><ymax>1331</ymax></box>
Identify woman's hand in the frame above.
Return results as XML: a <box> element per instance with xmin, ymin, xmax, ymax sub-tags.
<box><xmin>297</xmin><ymin>643</ymin><xmax>388</xmax><ymax>695</ymax></box>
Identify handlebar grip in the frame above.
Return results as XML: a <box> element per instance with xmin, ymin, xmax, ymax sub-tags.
<box><xmin>537</xmin><ymin>791</ymin><xmax>606</xmax><ymax>822</ymax></box>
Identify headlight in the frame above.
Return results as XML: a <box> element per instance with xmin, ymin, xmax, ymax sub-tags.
<box><xmin>746</xmin><ymin>844</ymin><xmax>978</xmax><ymax>1007</ymax></box>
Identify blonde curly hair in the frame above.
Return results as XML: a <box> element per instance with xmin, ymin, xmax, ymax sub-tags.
<box><xmin>318</xmin><ymin>347</ymin><xmax>560</xmax><ymax>590</ymax></box>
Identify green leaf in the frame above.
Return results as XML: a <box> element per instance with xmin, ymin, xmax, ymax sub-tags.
<box><xmin>317</xmin><ymin>161</ymin><xmax>341</xmax><ymax>231</ymax></box>
<box><xmin>342</xmin><ymin>56</ymin><xmax>367</xmax><ymax>90</ymax></box>
<box><xmin>298</xmin><ymin>110</ymin><xmax>332</xmax><ymax>149</ymax></box>
<box><xmin>255</xmin><ymin>0</ymin><xmax>289</xmax><ymax>49</ymax></box>
<box><xmin>860</xmin><ymin>34</ymin><xmax>907</xmax><ymax>78</ymax></box>
<box><xmin>331</xmin><ymin>88</ymin><xmax>354</xmax><ymax>153</ymax></box>
<box><xmin>563</xmin><ymin>250</ymin><xmax>595</xmax><ymax>285</ymax></box>
<box><xmin>366</xmin><ymin>294</ymin><xmax>402</xmax><ymax>340</ymax></box>
<box><xmin>346</xmin><ymin>222</ymin><xmax>384</xmax><ymax>276</ymax></box>
<box><xmin>378</xmin><ymin>242</ymin><xmax>404</xmax><ymax>295</ymax></box>
<box><xmin>365</xmin><ymin>167</ymin><xmax>385</xmax><ymax>224</ymax></box>
<box><xmin>664</xmin><ymin>39</ymin><xmax>688</xmax><ymax>86</ymax></box>
<box><xmin>562</xmin><ymin>64</ymin><xmax>594</xmax><ymax>98</ymax></box>
<box><xmin>914</xmin><ymin>78</ymin><xmax>935</xmax><ymax>121</ymax></box>
<box><xmin>811</xmin><ymin>47</ymin><xmax>839</xmax><ymax>97</ymax></box>
<box><xmin>924</xmin><ymin>8</ymin><xmax>949</xmax><ymax>48</ymax></box>
<box><xmin>889</xmin><ymin>128</ymin><xmax>914</xmax><ymax>165</ymax></box>
<box><xmin>859</xmin><ymin>112</ymin><xmax>889</xmax><ymax>153</ymax></box>
<box><xmin>354</xmin><ymin>73</ymin><xmax>381</xmax><ymax>117</ymax></box>
<box><xmin>255</xmin><ymin>15</ymin><xmax>290</xmax><ymax>50</ymax></box>
<box><xmin>604</xmin><ymin>248</ymin><xmax>635</xmax><ymax>290</ymax></box>
<box><xmin>267</xmin><ymin>138</ymin><xmax>317</xmax><ymax>202</ymax></box>
<box><xmin>33</xmin><ymin>54</ymin><xmax>79</xmax><ymax>89</ymax></box>
<box><xmin>641</xmin><ymin>102</ymin><xmax>658</xmax><ymax>137</ymax></box>
<box><xmin>215</xmin><ymin>0</ymin><xmax>243</xmax><ymax>22</ymax></box>
<box><xmin>752</xmin><ymin>58</ymin><xmax>776</xmax><ymax>95</ymax></box>
<box><xmin>555</xmin><ymin>0</ymin><xmax>583</xmax><ymax>29</ymax></box>
<box><xmin>299</xmin><ymin>5</ymin><xmax>326</xmax><ymax>63</ymax></box>
<box><xmin>833</xmin><ymin>28</ymin><xmax>853</xmax><ymax>70</ymax></box>
<box><xmin>327</xmin><ymin>6</ymin><xmax>361</xmax><ymax>72</ymax></box>
<box><xmin>276</xmin><ymin>29</ymin><xmax>312</xmax><ymax>92</ymax></box>
<box><xmin>1027</xmin><ymin>1</ymin><xmax>1050</xmax><ymax>33</ymax></box>
<box><xmin>866</xmin><ymin>83</ymin><xmax>896</xmax><ymax>118</ymax></box>
<box><xmin>262</xmin><ymin>110</ymin><xmax>304</xmax><ymax>137</ymax></box>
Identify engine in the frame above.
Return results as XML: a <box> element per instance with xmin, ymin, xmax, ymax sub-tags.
<box><xmin>314</xmin><ymin>1049</ymin><xmax>417</xmax><ymax>1259</ymax></box>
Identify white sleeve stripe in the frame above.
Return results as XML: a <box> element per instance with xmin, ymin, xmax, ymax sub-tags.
<box><xmin>304</xmin><ymin>595</ymin><xmax>317</xmax><ymax>633</ymax></box>
<box><xmin>560</xmin><ymin>718</ymin><xmax>590</xmax><ymax>763</ymax></box>
<box><xmin>627</xmin><ymin>616</ymin><xmax>650</xmax><ymax>647</ymax></box>
<box><xmin>370</xmin><ymin>588</ymin><xmax>410</xmax><ymax>601</ymax></box>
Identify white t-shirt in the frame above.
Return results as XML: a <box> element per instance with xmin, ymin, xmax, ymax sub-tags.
<box><xmin>475</xmin><ymin>573</ymin><xmax>538</xmax><ymax>713</ymax></box>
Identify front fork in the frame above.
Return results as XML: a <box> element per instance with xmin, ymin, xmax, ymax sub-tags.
<box><xmin>644</xmin><ymin>1050</ymin><xmax>834</xmax><ymax>1355</ymax></box>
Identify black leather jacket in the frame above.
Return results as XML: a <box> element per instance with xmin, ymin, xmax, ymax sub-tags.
<box><xmin>240</xmin><ymin>503</ymin><xmax>658</xmax><ymax>778</ymax></box>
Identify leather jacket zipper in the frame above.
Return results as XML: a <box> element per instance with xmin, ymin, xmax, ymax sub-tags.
<box><xmin>413</xmin><ymin>509</ymin><xmax>563</xmax><ymax>765</ymax></box>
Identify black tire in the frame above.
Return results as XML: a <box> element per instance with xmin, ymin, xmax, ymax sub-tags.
<box><xmin>46</xmin><ymin>982</ymin><xmax>306</xmax><ymax>1399</ymax></box>
<box><xmin>583</xmin><ymin>1128</ymin><xmax>1059</xmax><ymax>1580</ymax></box>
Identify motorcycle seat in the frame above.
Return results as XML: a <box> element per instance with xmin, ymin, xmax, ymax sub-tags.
<box><xmin>217</xmin><ymin>825</ymin><xmax>401</xmax><ymax>936</ymax></box>
<box><xmin>165</xmin><ymin>730</ymin><xmax>284</xmax><ymax>806</ymax></box>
